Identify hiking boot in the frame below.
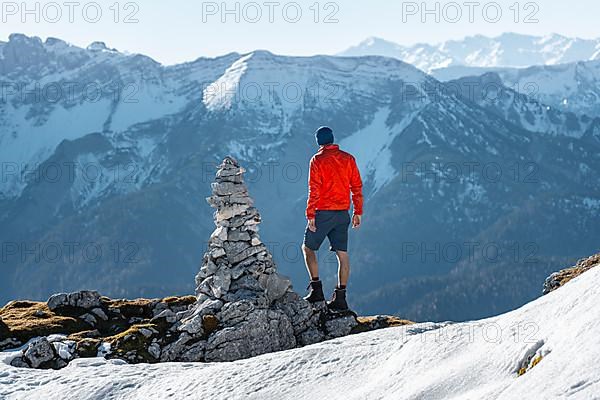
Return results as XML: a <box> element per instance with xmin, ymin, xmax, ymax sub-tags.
<box><xmin>304</xmin><ymin>280</ymin><xmax>325</xmax><ymax>303</ymax></box>
<box><xmin>327</xmin><ymin>287</ymin><xmax>348</xmax><ymax>311</ymax></box>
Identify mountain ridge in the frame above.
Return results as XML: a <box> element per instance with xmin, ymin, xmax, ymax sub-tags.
<box><xmin>340</xmin><ymin>33</ymin><xmax>600</xmax><ymax>73</ymax></box>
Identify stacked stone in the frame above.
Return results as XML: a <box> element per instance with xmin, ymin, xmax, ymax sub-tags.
<box><xmin>177</xmin><ymin>157</ymin><xmax>358</xmax><ymax>361</ymax></box>
<box><xmin>193</xmin><ymin>156</ymin><xmax>291</xmax><ymax>306</ymax></box>
<box><xmin>177</xmin><ymin>156</ymin><xmax>304</xmax><ymax>361</ymax></box>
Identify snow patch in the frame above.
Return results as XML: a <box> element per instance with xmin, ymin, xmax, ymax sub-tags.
<box><xmin>340</xmin><ymin>108</ymin><xmax>419</xmax><ymax>194</ymax></box>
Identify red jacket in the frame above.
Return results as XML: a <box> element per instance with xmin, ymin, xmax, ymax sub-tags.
<box><xmin>306</xmin><ymin>144</ymin><xmax>363</xmax><ymax>219</ymax></box>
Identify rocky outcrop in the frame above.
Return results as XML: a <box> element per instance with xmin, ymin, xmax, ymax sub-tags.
<box><xmin>543</xmin><ymin>253</ymin><xmax>600</xmax><ymax>294</ymax></box>
<box><xmin>175</xmin><ymin>156</ymin><xmax>361</xmax><ymax>361</ymax></box>
<box><xmin>1</xmin><ymin>157</ymin><xmax>412</xmax><ymax>369</ymax></box>
<box><xmin>2</xmin><ymin>295</ymin><xmax>197</xmax><ymax>368</ymax></box>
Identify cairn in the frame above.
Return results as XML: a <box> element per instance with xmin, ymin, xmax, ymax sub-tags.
<box><xmin>177</xmin><ymin>156</ymin><xmax>358</xmax><ymax>361</ymax></box>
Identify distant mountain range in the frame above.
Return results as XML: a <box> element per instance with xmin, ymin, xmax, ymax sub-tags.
<box><xmin>1</xmin><ymin>33</ymin><xmax>599</xmax><ymax>322</ymax></box>
<box><xmin>340</xmin><ymin>34</ymin><xmax>600</xmax><ymax>119</ymax></box>
<box><xmin>433</xmin><ymin>61</ymin><xmax>600</xmax><ymax>120</ymax></box>
<box><xmin>340</xmin><ymin>33</ymin><xmax>600</xmax><ymax>72</ymax></box>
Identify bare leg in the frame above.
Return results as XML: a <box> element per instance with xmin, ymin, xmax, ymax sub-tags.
<box><xmin>335</xmin><ymin>250</ymin><xmax>350</xmax><ymax>287</ymax></box>
<box><xmin>302</xmin><ymin>245</ymin><xmax>319</xmax><ymax>280</ymax></box>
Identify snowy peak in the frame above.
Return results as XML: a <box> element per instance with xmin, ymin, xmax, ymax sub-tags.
<box><xmin>447</xmin><ymin>59</ymin><xmax>600</xmax><ymax>118</ymax></box>
<box><xmin>342</xmin><ymin>36</ymin><xmax>406</xmax><ymax>59</ymax></box>
<box><xmin>201</xmin><ymin>50</ymin><xmax>430</xmax><ymax>113</ymax></box>
<box><xmin>340</xmin><ymin>33</ymin><xmax>600</xmax><ymax>72</ymax></box>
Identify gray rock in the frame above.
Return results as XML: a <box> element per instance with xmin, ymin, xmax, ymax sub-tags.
<box><xmin>223</xmin><ymin>208</ymin><xmax>260</xmax><ymax>228</ymax></box>
<box><xmin>210</xmin><ymin>270</ymin><xmax>231</xmax><ymax>298</ymax></box>
<box><xmin>209</xmin><ymin>247</ymin><xmax>226</xmax><ymax>259</ymax></box>
<box><xmin>243</xmin><ymin>224</ymin><xmax>259</xmax><ymax>232</ymax></box>
<box><xmin>211</xmin><ymin>182</ymin><xmax>247</xmax><ymax>196</ymax></box>
<box><xmin>152</xmin><ymin>309</ymin><xmax>177</xmax><ymax>324</ymax></box>
<box><xmin>216</xmin><ymin>204</ymin><xmax>250</xmax><ymax>221</ymax></box>
<box><xmin>218</xmin><ymin>300</ymin><xmax>255</xmax><ymax>326</ymax></box>
<box><xmin>228</xmin><ymin>244</ymin><xmax>265</xmax><ymax>265</ymax></box>
<box><xmin>10</xmin><ymin>357</ymin><xmax>30</xmax><ymax>368</ymax></box>
<box><xmin>47</xmin><ymin>291</ymin><xmax>101</xmax><ymax>311</ymax></box>
<box><xmin>177</xmin><ymin>307</ymin><xmax>204</xmax><ymax>336</ymax></box>
<box><xmin>0</xmin><ymin>338</ymin><xmax>22</xmax><ymax>351</ymax></box>
<box><xmin>178</xmin><ymin>340</ymin><xmax>207</xmax><ymax>362</ymax></box>
<box><xmin>229</xmin><ymin>193</ymin><xmax>253</xmax><ymax>205</ymax></box>
<box><xmin>81</xmin><ymin>313</ymin><xmax>97</xmax><ymax>326</ymax></box>
<box><xmin>139</xmin><ymin>328</ymin><xmax>154</xmax><ymax>338</ymax></box>
<box><xmin>229</xmin><ymin>264</ymin><xmax>246</xmax><ymax>280</ymax></box>
<box><xmin>324</xmin><ymin>315</ymin><xmax>358</xmax><ymax>338</ymax></box>
<box><xmin>46</xmin><ymin>293</ymin><xmax>68</xmax><ymax>311</ymax></box>
<box><xmin>223</xmin><ymin>241</ymin><xmax>251</xmax><ymax>257</ymax></box>
<box><xmin>264</xmin><ymin>274</ymin><xmax>291</xmax><ymax>303</ymax></box>
<box><xmin>52</xmin><ymin>340</ymin><xmax>76</xmax><ymax>361</ymax></box>
<box><xmin>23</xmin><ymin>337</ymin><xmax>56</xmax><ymax>368</ymax></box>
<box><xmin>148</xmin><ymin>342</ymin><xmax>161</xmax><ymax>359</ymax></box>
<box><xmin>217</xmin><ymin>173</ymin><xmax>244</xmax><ymax>183</ymax></box>
<box><xmin>91</xmin><ymin>308</ymin><xmax>108</xmax><ymax>321</ymax></box>
<box><xmin>298</xmin><ymin>328</ymin><xmax>326</xmax><ymax>346</ymax></box>
<box><xmin>228</xmin><ymin>274</ymin><xmax>264</xmax><ymax>293</ymax></box>
<box><xmin>205</xmin><ymin>309</ymin><xmax>296</xmax><ymax>362</ymax></box>
<box><xmin>542</xmin><ymin>272</ymin><xmax>561</xmax><ymax>295</ymax></box>
<box><xmin>227</xmin><ymin>229</ymin><xmax>251</xmax><ymax>241</ymax></box>
<box><xmin>210</xmin><ymin>226</ymin><xmax>228</xmax><ymax>241</ymax></box>
<box><xmin>160</xmin><ymin>334</ymin><xmax>192</xmax><ymax>362</ymax></box>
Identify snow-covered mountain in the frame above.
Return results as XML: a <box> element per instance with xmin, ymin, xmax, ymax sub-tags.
<box><xmin>436</xmin><ymin>60</ymin><xmax>600</xmax><ymax>120</ymax></box>
<box><xmin>2</xmin><ymin>261</ymin><xmax>599</xmax><ymax>399</ymax></box>
<box><xmin>1</xmin><ymin>34</ymin><xmax>600</xmax><ymax>323</ymax></box>
<box><xmin>340</xmin><ymin>33</ymin><xmax>600</xmax><ymax>73</ymax></box>
<box><xmin>446</xmin><ymin>72</ymin><xmax>600</xmax><ymax>137</ymax></box>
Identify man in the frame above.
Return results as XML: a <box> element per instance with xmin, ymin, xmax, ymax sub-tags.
<box><xmin>302</xmin><ymin>126</ymin><xmax>363</xmax><ymax>311</ymax></box>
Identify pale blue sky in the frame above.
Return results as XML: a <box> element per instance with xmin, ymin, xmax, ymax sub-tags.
<box><xmin>1</xmin><ymin>0</ymin><xmax>599</xmax><ymax>65</ymax></box>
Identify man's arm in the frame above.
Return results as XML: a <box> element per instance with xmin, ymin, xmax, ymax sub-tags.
<box><xmin>350</xmin><ymin>157</ymin><xmax>363</xmax><ymax>227</ymax></box>
<box><xmin>306</xmin><ymin>157</ymin><xmax>321</xmax><ymax>228</ymax></box>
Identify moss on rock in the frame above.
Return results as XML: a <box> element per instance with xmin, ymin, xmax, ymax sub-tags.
<box><xmin>75</xmin><ymin>338</ymin><xmax>101</xmax><ymax>358</ymax></box>
<box><xmin>105</xmin><ymin>323</ymin><xmax>160</xmax><ymax>363</ymax></box>
<box><xmin>0</xmin><ymin>301</ymin><xmax>89</xmax><ymax>344</ymax></box>
<box><xmin>163</xmin><ymin>296</ymin><xmax>197</xmax><ymax>308</ymax></box>
<box><xmin>544</xmin><ymin>253</ymin><xmax>600</xmax><ymax>294</ymax></box>
<box><xmin>202</xmin><ymin>314</ymin><xmax>219</xmax><ymax>336</ymax></box>
<box><xmin>351</xmin><ymin>315</ymin><xmax>414</xmax><ymax>334</ymax></box>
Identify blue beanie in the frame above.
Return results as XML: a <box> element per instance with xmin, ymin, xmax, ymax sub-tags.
<box><xmin>315</xmin><ymin>126</ymin><xmax>334</xmax><ymax>146</ymax></box>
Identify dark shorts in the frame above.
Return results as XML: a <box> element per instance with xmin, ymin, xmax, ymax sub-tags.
<box><xmin>303</xmin><ymin>210</ymin><xmax>351</xmax><ymax>252</ymax></box>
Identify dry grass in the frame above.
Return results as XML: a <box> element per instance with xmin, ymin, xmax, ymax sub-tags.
<box><xmin>0</xmin><ymin>295</ymin><xmax>196</xmax><ymax>348</ymax></box>
<box><xmin>104</xmin><ymin>298</ymin><xmax>155</xmax><ymax>319</ymax></box>
<box><xmin>547</xmin><ymin>253</ymin><xmax>600</xmax><ymax>293</ymax></box>
<box><xmin>0</xmin><ymin>301</ymin><xmax>88</xmax><ymax>343</ymax></box>
<box><xmin>202</xmin><ymin>314</ymin><xmax>219</xmax><ymax>335</ymax></box>
<box><xmin>518</xmin><ymin>354</ymin><xmax>543</xmax><ymax>376</ymax></box>
<box><xmin>162</xmin><ymin>296</ymin><xmax>197</xmax><ymax>307</ymax></box>
<box><xmin>104</xmin><ymin>323</ymin><xmax>160</xmax><ymax>362</ymax></box>
<box><xmin>352</xmin><ymin>315</ymin><xmax>414</xmax><ymax>334</ymax></box>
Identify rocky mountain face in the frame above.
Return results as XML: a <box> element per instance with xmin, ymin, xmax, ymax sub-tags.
<box><xmin>447</xmin><ymin>72</ymin><xmax>600</xmax><ymax>137</ymax></box>
<box><xmin>433</xmin><ymin>60</ymin><xmax>600</xmax><ymax>119</ymax></box>
<box><xmin>341</xmin><ymin>33</ymin><xmax>600</xmax><ymax>73</ymax></box>
<box><xmin>0</xmin><ymin>159</ymin><xmax>409</xmax><ymax>369</ymax></box>
<box><xmin>1</xmin><ymin>34</ymin><xmax>600</xmax><ymax>322</ymax></box>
